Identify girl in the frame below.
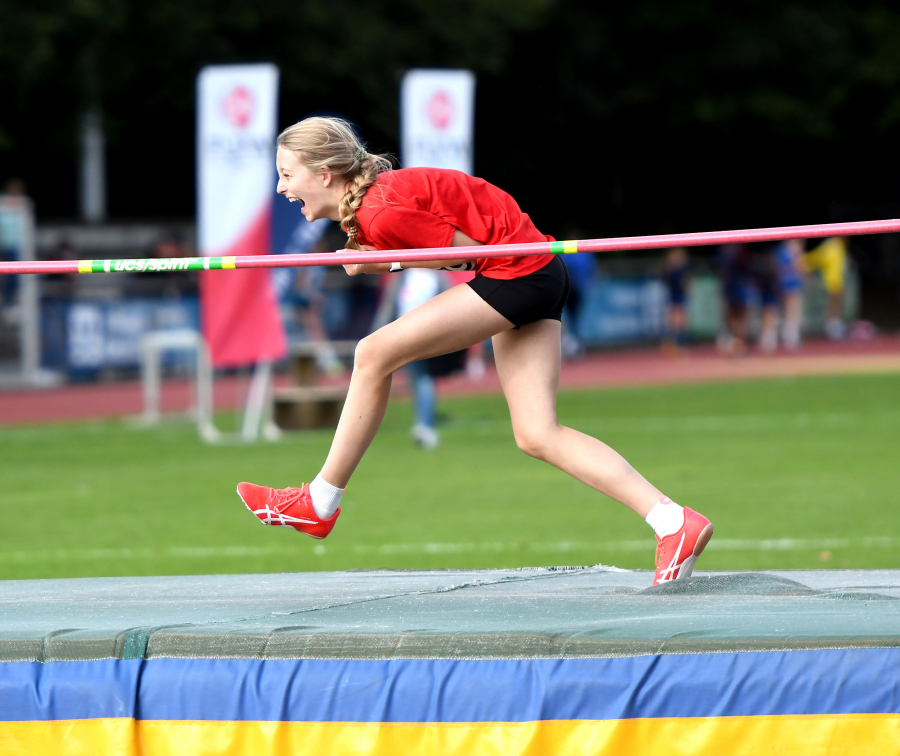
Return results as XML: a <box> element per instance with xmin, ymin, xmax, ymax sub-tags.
<box><xmin>237</xmin><ymin>117</ymin><xmax>713</xmax><ymax>585</ymax></box>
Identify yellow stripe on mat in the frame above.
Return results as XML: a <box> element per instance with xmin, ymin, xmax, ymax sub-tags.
<box><xmin>2</xmin><ymin>715</ymin><xmax>900</xmax><ymax>756</ymax></box>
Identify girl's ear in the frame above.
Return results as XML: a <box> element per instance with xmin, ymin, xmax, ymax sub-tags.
<box><xmin>321</xmin><ymin>168</ymin><xmax>333</xmax><ymax>187</ymax></box>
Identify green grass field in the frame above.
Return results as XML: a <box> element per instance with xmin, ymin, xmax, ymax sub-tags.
<box><xmin>1</xmin><ymin>373</ymin><xmax>899</xmax><ymax>580</ymax></box>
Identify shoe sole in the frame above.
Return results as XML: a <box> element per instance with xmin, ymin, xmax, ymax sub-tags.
<box><xmin>675</xmin><ymin>522</ymin><xmax>715</xmax><ymax>580</ymax></box>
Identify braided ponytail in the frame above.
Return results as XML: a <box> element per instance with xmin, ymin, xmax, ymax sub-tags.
<box><xmin>338</xmin><ymin>155</ymin><xmax>384</xmax><ymax>249</ymax></box>
<box><xmin>276</xmin><ymin>117</ymin><xmax>392</xmax><ymax>250</ymax></box>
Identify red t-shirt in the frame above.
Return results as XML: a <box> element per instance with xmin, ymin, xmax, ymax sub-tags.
<box><xmin>354</xmin><ymin>168</ymin><xmax>555</xmax><ymax>280</ymax></box>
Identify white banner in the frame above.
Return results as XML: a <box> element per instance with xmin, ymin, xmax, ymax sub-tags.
<box><xmin>196</xmin><ymin>64</ymin><xmax>279</xmax><ymax>255</ymax></box>
<box><xmin>196</xmin><ymin>63</ymin><xmax>286</xmax><ymax>370</ymax></box>
<box><xmin>401</xmin><ymin>69</ymin><xmax>475</xmax><ymax>174</ymax></box>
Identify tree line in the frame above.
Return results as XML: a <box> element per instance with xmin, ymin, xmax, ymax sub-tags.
<box><xmin>2</xmin><ymin>0</ymin><xmax>900</xmax><ymax>240</ymax></box>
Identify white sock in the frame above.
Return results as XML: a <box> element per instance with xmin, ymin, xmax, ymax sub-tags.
<box><xmin>645</xmin><ymin>496</ymin><xmax>685</xmax><ymax>538</ymax></box>
<box><xmin>309</xmin><ymin>474</ymin><xmax>344</xmax><ymax>520</ymax></box>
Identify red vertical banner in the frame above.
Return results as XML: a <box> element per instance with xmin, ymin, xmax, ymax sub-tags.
<box><xmin>199</xmin><ymin>205</ymin><xmax>286</xmax><ymax>368</ymax></box>
<box><xmin>197</xmin><ymin>64</ymin><xmax>286</xmax><ymax>368</ymax></box>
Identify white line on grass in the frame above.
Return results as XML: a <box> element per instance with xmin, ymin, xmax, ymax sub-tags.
<box><xmin>0</xmin><ymin>545</ymin><xmax>302</xmax><ymax>564</ymax></box>
<box><xmin>351</xmin><ymin>537</ymin><xmax>896</xmax><ymax>556</ymax></box>
<box><xmin>446</xmin><ymin>411</ymin><xmax>900</xmax><ymax>437</ymax></box>
<box><xmin>1</xmin><ymin>537</ymin><xmax>897</xmax><ymax>563</ymax></box>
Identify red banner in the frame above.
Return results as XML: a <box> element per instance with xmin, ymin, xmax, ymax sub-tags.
<box><xmin>200</xmin><ymin>205</ymin><xmax>286</xmax><ymax>368</ymax></box>
<box><xmin>197</xmin><ymin>63</ymin><xmax>285</xmax><ymax>368</ymax></box>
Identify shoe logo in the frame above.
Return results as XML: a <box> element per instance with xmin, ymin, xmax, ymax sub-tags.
<box><xmin>657</xmin><ymin>532</ymin><xmax>686</xmax><ymax>582</ymax></box>
<box><xmin>253</xmin><ymin>505</ymin><xmax>317</xmax><ymax>527</ymax></box>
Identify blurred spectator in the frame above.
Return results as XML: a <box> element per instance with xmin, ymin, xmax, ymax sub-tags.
<box><xmin>662</xmin><ymin>247</ymin><xmax>690</xmax><ymax>354</ymax></box>
<box><xmin>464</xmin><ymin>340</ymin><xmax>487</xmax><ymax>381</ymax></box>
<box><xmin>560</xmin><ymin>228</ymin><xmax>596</xmax><ymax>360</ymax></box>
<box><xmin>42</xmin><ymin>240</ymin><xmax>79</xmax><ymax>285</ymax></box>
<box><xmin>0</xmin><ymin>178</ymin><xmax>26</xmax><ymax>196</ymax></box>
<box><xmin>382</xmin><ymin>267</ymin><xmax>472</xmax><ymax>450</ymax></box>
<box><xmin>285</xmin><ymin>263</ymin><xmax>344</xmax><ymax>375</ymax></box>
<box><xmin>441</xmin><ymin>269</ymin><xmax>487</xmax><ymax>380</ymax></box>
<box><xmin>320</xmin><ymin>266</ymin><xmax>380</xmax><ymax>340</ymax></box>
<box><xmin>397</xmin><ymin>268</ymin><xmax>443</xmax><ymax>449</ymax></box>
<box><xmin>716</xmin><ymin>243</ymin><xmax>752</xmax><ymax>356</ymax></box>
<box><xmin>150</xmin><ymin>230</ymin><xmax>196</xmax><ymax>295</ymax></box>
<box><xmin>153</xmin><ymin>230</ymin><xmax>192</xmax><ymax>258</ymax></box>
<box><xmin>0</xmin><ymin>178</ymin><xmax>27</xmax><ymax>313</ymax></box>
<box><xmin>774</xmin><ymin>238</ymin><xmax>807</xmax><ymax>350</ymax></box>
<box><xmin>319</xmin><ymin>228</ymin><xmax>379</xmax><ymax>340</ymax></box>
<box><xmin>805</xmin><ymin>236</ymin><xmax>847</xmax><ymax>340</ymax></box>
<box><xmin>752</xmin><ymin>243</ymin><xmax>780</xmax><ymax>353</ymax></box>
<box><xmin>272</xmin><ymin>222</ymin><xmax>344</xmax><ymax>374</ymax></box>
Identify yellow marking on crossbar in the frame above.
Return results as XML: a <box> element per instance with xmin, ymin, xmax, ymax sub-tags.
<box><xmin>78</xmin><ymin>260</ymin><xmax>93</xmax><ymax>273</ymax></box>
<box><xmin>221</xmin><ymin>256</ymin><xmax>237</xmax><ymax>269</ymax></box>
<box><xmin>562</xmin><ymin>240</ymin><xmax>578</xmax><ymax>254</ymax></box>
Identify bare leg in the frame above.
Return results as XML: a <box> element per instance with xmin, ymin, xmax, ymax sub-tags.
<box><xmin>782</xmin><ymin>291</ymin><xmax>803</xmax><ymax>350</ymax></box>
<box><xmin>320</xmin><ymin>284</ymin><xmax>511</xmax><ymax>487</ymax></box>
<box><xmin>493</xmin><ymin>320</ymin><xmax>663</xmax><ymax>518</ymax></box>
<box><xmin>668</xmin><ymin>304</ymin><xmax>686</xmax><ymax>339</ymax></box>
<box><xmin>828</xmin><ymin>291</ymin><xmax>843</xmax><ymax>321</ymax></box>
<box><xmin>759</xmin><ymin>305</ymin><xmax>778</xmax><ymax>352</ymax></box>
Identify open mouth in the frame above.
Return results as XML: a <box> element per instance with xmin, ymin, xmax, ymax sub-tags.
<box><xmin>288</xmin><ymin>197</ymin><xmax>306</xmax><ymax>208</ymax></box>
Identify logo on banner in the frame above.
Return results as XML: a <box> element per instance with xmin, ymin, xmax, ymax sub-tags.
<box><xmin>427</xmin><ymin>90</ymin><xmax>455</xmax><ymax>130</ymax></box>
<box><xmin>222</xmin><ymin>85</ymin><xmax>256</xmax><ymax>128</ymax></box>
<box><xmin>402</xmin><ymin>69</ymin><xmax>474</xmax><ymax>174</ymax></box>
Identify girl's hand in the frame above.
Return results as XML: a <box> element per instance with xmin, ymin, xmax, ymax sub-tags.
<box><xmin>343</xmin><ymin>245</ymin><xmax>387</xmax><ymax>276</ymax></box>
<box><xmin>343</xmin><ymin>263</ymin><xmax>365</xmax><ymax>276</ymax></box>
<box><xmin>343</xmin><ymin>262</ymin><xmax>391</xmax><ymax>276</ymax></box>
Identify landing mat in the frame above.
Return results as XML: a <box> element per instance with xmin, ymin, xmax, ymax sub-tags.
<box><xmin>2</xmin><ymin>569</ymin><xmax>899</xmax><ymax>754</ymax></box>
<box><xmin>0</xmin><ymin>567</ymin><xmax>898</xmax><ymax>661</ymax></box>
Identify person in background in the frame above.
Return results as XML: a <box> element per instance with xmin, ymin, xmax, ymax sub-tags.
<box><xmin>0</xmin><ymin>178</ymin><xmax>27</xmax><ymax>315</ymax></box>
<box><xmin>396</xmin><ymin>267</ymin><xmax>443</xmax><ymax>449</ymax></box>
<box><xmin>753</xmin><ymin>244</ymin><xmax>781</xmax><ymax>353</ymax></box>
<box><xmin>805</xmin><ymin>237</ymin><xmax>847</xmax><ymax>341</ymax></box>
<box><xmin>662</xmin><ymin>247</ymin><xmax>690</xmax><ymax>354</ymax></box>
<box><xmin>559</xmin><ymin>230</ymin><xmax>596</xmax><ymax>360</ymax></box>
<box><xmin>369</xmin><ymin>265</ymin><xmax>474</xmax><ymax>450</ymax></box>
<box><xmin>318</xmin><ymin>226</ymin><xmax>380</xmax><ymax>341</ymax></box>
<box><xmin>153</xmin><ymin>230</ymin><xmax>192</xmax><ymax>259</ymax></box>
<box><xmin>42</xmin><ymin>240</ymin><xmax>78</xmax><ymax>285</ymax></box>
<box><xmin>716</xmin><ymin>244</ymin><xmax>752</xmax><ymax>356</ymax></box>
<box><xmin>774</xmin><ymin>238</ymin><xmax>807</xmax><ymax>351</ymax></box>
<box><xmin>274</xmin><ymin>224</ymin><xmax>345</xmax><ymax>376</ymax></box>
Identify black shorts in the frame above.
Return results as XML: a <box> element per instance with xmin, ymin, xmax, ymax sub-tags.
<box><xmin>467</xmin><ymin>256</ymin><xmax>571</xmax><ymax>328</ymax></box>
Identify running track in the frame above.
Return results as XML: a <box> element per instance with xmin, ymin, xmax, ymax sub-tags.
<box><xmin>1</xmin><ymin>337</ymin><xmax>898</xmax><ymax>426</ymax></box>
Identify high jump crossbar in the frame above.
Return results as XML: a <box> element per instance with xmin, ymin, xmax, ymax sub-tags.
<box><xmin>2</xmin><ymin>217</ymin><xmax>898</xmax><ymax>275</ymax></box>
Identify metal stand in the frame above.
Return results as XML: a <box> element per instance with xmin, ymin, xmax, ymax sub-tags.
<box><xmin>139</xmin><ymin>329</ymin><xmax>279</xmax><ymax>443</ymax></box>
<box><xmin>139</xmin><ymin>329</ymin><xmax>219</xmax><ymax>442</ymax></box>
<box><xmin>240</xmin><ymin>360</ymin><xmax>281</xmax><ymax>442</ymax></box>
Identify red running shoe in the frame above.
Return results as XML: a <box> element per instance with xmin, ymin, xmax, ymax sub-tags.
<box><xmin>236</xmin><ymin>482</ymin><xmax>340</xmax><ymax>539</ymax></box>
<box><xmin>652</xmin><ymin>507</ymin><xmax>714</xmax><ymax>585</ymax></box>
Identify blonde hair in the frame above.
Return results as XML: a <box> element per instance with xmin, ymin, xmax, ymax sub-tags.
<box><xmin>277</xmin><ymin>117</ymin><xmax>392</xmax><ymax>250</ymax></box>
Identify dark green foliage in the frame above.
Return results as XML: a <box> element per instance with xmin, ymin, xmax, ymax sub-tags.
<box><xmin>2</xmin><ymin>1</ymin><xmax>900</xmax><ymax>231</ymax></box>
<box><xmin>0</xmin><ymin>0</ymin><xmax>549</xmax><ymax>215</ymax></box>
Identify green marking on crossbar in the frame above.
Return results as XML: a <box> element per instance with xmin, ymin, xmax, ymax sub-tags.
<box><xmin>550</xmin><ymin>240</ymin><xmax>579</xmax><ymax>254</ymax></box>
<box><xmin>77</xmin><ymin>256</ymin><xmax>237</xmax><ymax>274</ymax></box>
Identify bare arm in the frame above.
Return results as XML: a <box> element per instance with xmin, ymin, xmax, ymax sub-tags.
<box><xmin>343</xmin><ymin>230</ymin><xmax>483</xmax><ymax>276</ymax></box>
